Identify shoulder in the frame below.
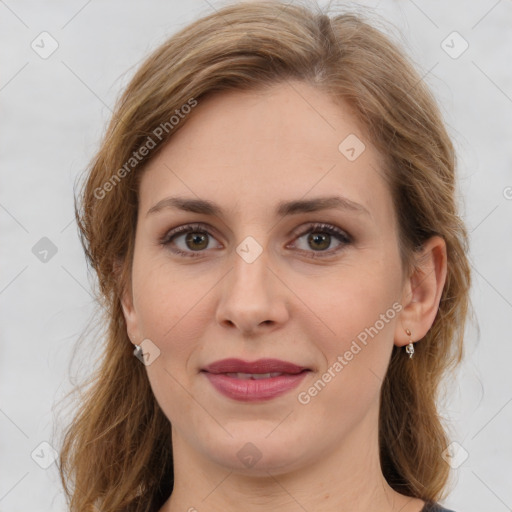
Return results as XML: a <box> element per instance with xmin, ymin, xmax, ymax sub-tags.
<box><xmin>422</xmin><ymin>502</ymin><xmax>457</xmax><ymax>512</ymax></box>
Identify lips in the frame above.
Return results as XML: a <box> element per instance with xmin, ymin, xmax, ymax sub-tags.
<box><xmin>201</xmin><ymin>358</ymin><xmax>311</xmax><ymax>402</ymax></box>
<box><xmin>201</xmin><ymin>358</ymin><xmax>308</xmax><ymax>375</ymax></box>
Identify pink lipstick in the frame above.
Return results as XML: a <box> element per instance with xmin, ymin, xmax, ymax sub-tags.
<box><xmin>201</xmin><ymin>358</ymin><xmax>310</xmax><ymax>402</ymax></box>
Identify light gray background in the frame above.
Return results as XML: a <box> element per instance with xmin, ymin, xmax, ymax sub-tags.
<box><xmin>1</xmin><ymin>1</ymin><xmax>511</xmax><ymax>511</ymax></box>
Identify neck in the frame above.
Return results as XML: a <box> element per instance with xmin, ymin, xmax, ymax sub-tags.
<box><xmin>160</xmin><ymin>405</ymin><xmax>424</xmax><ymax>512</ymax></box>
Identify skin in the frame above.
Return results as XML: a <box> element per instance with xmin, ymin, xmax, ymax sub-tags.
<box><xmin>121</xmin><ymin>80</ymin><xmax>447</xmax><ymax>512</ymax></box>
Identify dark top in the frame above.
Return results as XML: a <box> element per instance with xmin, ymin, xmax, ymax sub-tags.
<box><xmin>421</xmin><ymin>502</ymin><xmax>456</xmax><ymax>512</ymax></box>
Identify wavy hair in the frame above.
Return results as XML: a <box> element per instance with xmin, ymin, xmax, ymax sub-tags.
<box><xmin>57</xmin><ymin>1</ymin><xmax>472</xmax><ymax>510</ymax></box>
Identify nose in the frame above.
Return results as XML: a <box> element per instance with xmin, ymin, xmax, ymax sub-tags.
<box><xmin>215</xmin><ymin>245</ymin><xmax>289</xmax><ymax>336</ymax></box>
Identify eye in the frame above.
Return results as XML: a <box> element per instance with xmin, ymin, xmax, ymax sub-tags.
<box><xmin>160</xmin><ymin>222</ymin><xmax>352</xmax><ymax>259</ymax></box>
<box><xmin>160</xmin><ymin>223</ymin><xmax>222</xmax><ymax>258</ymax></box>
<box><xmin>288</xmin><ymin>222</ymin><xmax>352</xmax><ymax>259</ymax></box>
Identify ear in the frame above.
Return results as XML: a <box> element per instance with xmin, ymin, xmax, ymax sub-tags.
<box><xmin>115</xmin><ymin>258</ymin><xmax>141</xmax><ymax>345</ymax></box>
<box><xmin>394</xmin><ymin>236</ymin><xmax>448</xmax><ymax>348</ymax></box>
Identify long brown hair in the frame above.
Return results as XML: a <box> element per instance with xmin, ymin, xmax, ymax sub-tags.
<box><xmin>57</xmin><ymin>1</ymin><xmax>472</xmax><ymax>510</ymax></box>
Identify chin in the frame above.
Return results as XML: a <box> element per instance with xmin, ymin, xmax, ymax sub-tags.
<box><xmin>201</xmin><ymin>431</ymin><xmax>312</xmax><ymax>476</ymax></box>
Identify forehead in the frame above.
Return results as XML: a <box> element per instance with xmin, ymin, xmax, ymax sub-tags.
<box><xmin>139</xmin><ymin>81</ymin><xmax>391</xmax><ymax>223</ymax></box>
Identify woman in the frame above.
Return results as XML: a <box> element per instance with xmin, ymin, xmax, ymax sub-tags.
<box><xmin>58</xmin><ymin>1</ymin><xmax>471</xmax><ymax>511</ymax></box>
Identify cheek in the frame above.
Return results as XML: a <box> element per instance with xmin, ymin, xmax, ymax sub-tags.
<box><xmin>295</xmin><ymin>251</ymin><xmax>401</xmax><ymax>340</ymax></box>
<box><xmin>292</xmin><ymin>254</ymin><xmax>401</xmax><ymax>394</ymax></box>
<box><xmin>132</xmin><ymin>261</ymin><xmax>208</xmax><ymax>421</ymax></box>
<box><xmin>129</xmin><ymin>275</ymin><xmax>187</xmax><ymax>397</ymax></box>
<box><xmin>132</xmin><ymin>255</ymin><xmax>206</xmax><ymax>338</ymax></box>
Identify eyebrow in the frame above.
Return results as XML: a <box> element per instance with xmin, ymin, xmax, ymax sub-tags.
<box><xmin>146</xmin><ymin>195</ymin><xmax>371</xmax><ymax>218</ymax></box>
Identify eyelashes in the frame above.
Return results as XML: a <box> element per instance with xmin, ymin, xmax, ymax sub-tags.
<box><xmin>289</xmin><ymin>223</ymin><xmax>352</xmax><ymax>258</ymax></box>
<box><xmin>160</xmin><ymin>223</ymin><xmax>218</xmax><ymax>258</ymax></box>
<box><xmin>159</xmin><ymin>222</ymin><xmax>352</xmax><ymax>259</ymax></box>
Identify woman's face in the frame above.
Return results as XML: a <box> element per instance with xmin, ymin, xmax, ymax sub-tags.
<box><xmin>122</xmin><ymin>81</ymin><xmax>408</xmax><ymax>475</ymax></box>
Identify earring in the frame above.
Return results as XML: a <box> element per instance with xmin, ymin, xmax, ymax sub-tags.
<box><xmin>405</xmin><ymin>328</ymin><xmax>414</xmax><ymax>359</ymax></box>
<box><xmin>133</xmin><ymin>343</ymin><xmax>143</xmax><ymax>359</ymax></box>
<box><xmin>128</xmin><ymin>332</ymin><xmax>141</xmax><ymax>357</ymax></box>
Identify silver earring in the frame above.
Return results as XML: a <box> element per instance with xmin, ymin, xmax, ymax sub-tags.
<box><xmin>405</xmin><ymin>328</ymin><xmax>414</xmax><ymax>359</ymax></box>
<box><xmin>133</xmin><ymin>343</ymin><xmax>143</xmax><ymax>359</ymax></box>
<box><xmin>128</xmin><ymin>332</ymin><xmax>142</xmax><ymax>358</ymax></box>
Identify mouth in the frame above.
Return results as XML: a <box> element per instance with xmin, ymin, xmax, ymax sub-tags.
<box><xmin>200</xmin><ymin>358</ymin><xmax>311</xmax><ymax>402</ymax></box>
<box><xmin>221</xmin><ymin>372</ymin><xmax>300</xmax><ymax>379</ymax></box>
<box><xmin>201</xmin><ymin>357</ymin><xmax>310</xmax><ymax>375</ymax></box>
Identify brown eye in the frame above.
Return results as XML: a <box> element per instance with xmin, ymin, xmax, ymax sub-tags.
<box><xmin>307</xmin><ymin>232</ymin><xmax>331</xmax><ymax>251</ymax></box>
<box><xmin>161</xmin><ymin>223</ymin><xmax>221</xmax><ymax>258</ymax></box>
<box><xmin>184</xmin><ymin>232</ymin><xmax>209</xmax><ymax>251</ymax></box>
<box><xmin>291</xmin><ymin>223</ymin><xmax>352</xmax><ymax>258</ymax></box>
<box><xmin>161</xmin><ymin>222</ymin><xmax>352</xmax><ymax>259</ymax></box>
